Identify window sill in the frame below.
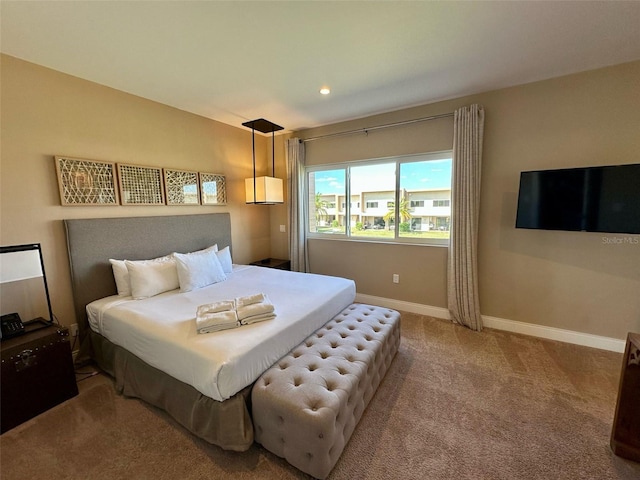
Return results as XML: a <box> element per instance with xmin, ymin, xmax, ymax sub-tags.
<box><xmin>306</xmin><ymin>235</ymin><xmax>449</xmax><ymax>248</ymax></box>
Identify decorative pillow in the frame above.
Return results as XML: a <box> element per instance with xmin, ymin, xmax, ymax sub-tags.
<box><xmin>125</xmin><ymin>256</ymin><xmax>180</xmax><ymax>299</ymax></box>
<box><xmin>109</xmin><ymin>259</ymin><xmax>131</xmax><ymax>296</ymax></box>
<box><xmin>215</xmin><ymin>246</ymin><xmax>233</xmax><ymax>274</ymax></box>
<box><xmin>174</xmin><ymin>248</ymin><xmax>227</xmax><ymax>293</ymax></box>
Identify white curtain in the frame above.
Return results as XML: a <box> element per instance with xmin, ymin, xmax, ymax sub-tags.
<box><xmin>447</xmin><ymin>104</ymin><xmax>485</xmax><ymax>331</ymax></box>
<box><xmin>286</xmin><ymin>138</ymin><xmax>308</xmax><ymax>272</ymax></box>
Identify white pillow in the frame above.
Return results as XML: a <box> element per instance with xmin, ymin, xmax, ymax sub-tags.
<box><xmin>125</xmin><ymin>256</ymin><xmax>179</xmax><ymax>299</ymax></box>
<box><xmin>109</xmin><ymin>259</ymin><xmax>131</xmax><ymax>296</ymax></box>
<box><xmin>109</xmin><ymin>246</ymin><xmax>216</xmax><ymax>296</ymax></box>
<box><xmin>193</xmin><ymin>244</ymin><xmax>218</xmax><ymax>254</ymax></box>
<box><xmin>174</xmin><ymin>249</ymin><xmax>227</xmax><ymax>293</ymax></box>
<box><xmin>215</xmin><ymin>246</ymin><xmax>233</xmax><ymax>274</ymax></box>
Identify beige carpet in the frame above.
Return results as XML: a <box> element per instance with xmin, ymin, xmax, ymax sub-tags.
<box><xmin>1</xmin><ymin>312</ymin><xmax>639</xmax><ymax>479</ymax></box>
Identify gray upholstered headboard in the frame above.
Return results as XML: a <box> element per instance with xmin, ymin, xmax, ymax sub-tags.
<box><xmin>64</xmin><ymin>213</ymin><xmax>232</xmax><ymax>342</ymax></box>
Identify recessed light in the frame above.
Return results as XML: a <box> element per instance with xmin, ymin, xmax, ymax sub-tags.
<box><xmin>319</xmin><ymin>87</ymin><xmax>331</xmax><ymax>95</ymax></box>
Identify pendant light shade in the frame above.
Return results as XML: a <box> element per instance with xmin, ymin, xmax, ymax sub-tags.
<box><xmin>243</xmin><ymin>118</ymin><xmax>284</xmax><ymax>205</ymax></box>
<box><xmin>244</xmin><ymin>176</ymin><xmax>283</xmax><ymax>204</ymax></box>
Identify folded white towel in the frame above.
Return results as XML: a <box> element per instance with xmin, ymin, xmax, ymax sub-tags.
<box><xmin>197</xmin><ymin>301</ymin><xmax>235</xmax><ymax>315</ymax></box>
<box><xmin>236</xmin><ymin>301</ymin><xmax>275</xmax><ymax>321</ymax></box>
<box><xmin>198</xmin><ymin>322</ymin><xmax>238</xmax><ymax>334</ymax></box>
<box><xmin>197</xmin><ymin>309</ymin><xmax>238</xmax><ymax>326</ymax></box>
<box><xmin>235</xmin><ymin>293</ymin><xmax>267</xmax><ymax>309</ymax></box>
<box><xmin>196</xmin><ymin>309</ymin><xmax>239</xmax><ymax>334</ymax></box>
<box><xmin>239</xmin><ymin>312</ymin><xmax>276</xmax><ymax>325</ymax></box>
<box><xmin>195</xmin><ymin>295</ymin><xmax>276</xmax><ymax>333</ymax></box>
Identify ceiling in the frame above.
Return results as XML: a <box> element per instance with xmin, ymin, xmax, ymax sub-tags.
<box><xmin>2</xmin><ymin>1</ymin><xmax>640</xmax><ymax>133</ymax></box>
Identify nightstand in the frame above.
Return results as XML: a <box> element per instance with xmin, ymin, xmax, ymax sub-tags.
<box><xmin>250</xmin><ymin>258</ymin><xmax>291</xmax><ymax>271</ymax></box>
<box><xmin>1</xmin><ymin>321</ymin><xmax>79</xmax><ymax>433</ymax></box>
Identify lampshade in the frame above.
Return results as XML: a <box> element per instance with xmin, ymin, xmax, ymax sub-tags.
<box><xmin>245</xmin><ymin>176</ymin><xmax>284</xmax><ymax>204</ymax></box>
<box><xmin>243</xmin><ymin>118</ymin><xmax>284</xmax><ymax>205</ymax></box>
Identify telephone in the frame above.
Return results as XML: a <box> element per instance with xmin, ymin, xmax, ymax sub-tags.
<box><xmin>1</xmin><ymin>313</ymin><xmax>26</xmax><ymax>340</ymax></box>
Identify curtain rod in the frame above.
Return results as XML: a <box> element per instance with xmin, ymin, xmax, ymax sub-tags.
<box><xmin>301</xmin><ymin>112</ymin><xmax>454</xmax><ymax>143</ymax></box>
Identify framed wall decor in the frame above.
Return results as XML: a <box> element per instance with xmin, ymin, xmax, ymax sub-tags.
<box><xmin>117</xmin><ymin>163</ymin><xmax>165</xmax><ymax>205</ymax></box>
<box><xmin>55</xmin><ymin>156</ymin><xmax>119</xmax><ymax>206</ymax></box>
<box><xmin>200</xmin><ymin>173</ymin><xmax>227</xmax><ymax>205</ymax></box>
<box><xmin>164</xmin><ymin>169</ymin><xmax>200</xmax><ymax>205</ymax></box>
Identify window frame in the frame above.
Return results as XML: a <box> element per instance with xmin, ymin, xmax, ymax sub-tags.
<box><xmin>306</xmin><ymin>151</ymin><xmax>452</xmax><ymax>246</ymax></box>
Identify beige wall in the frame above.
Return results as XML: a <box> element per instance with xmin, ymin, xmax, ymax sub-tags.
<box><xmin>268</xmin><ymin>136</ymin><xmax>289</xmax><ymax>260</ymax></box>
<box><xmin>3</xmin><ymin>54</ymin><xmax>638</xmax><ymax>341</ymax></box>
<box><xmin>296</xmin><ymin>61</ymin><xmax>640</xmax><ymax>340</ymax></box>
<box><xmin>0</xmin><ymin>54</ymin><xmax>287</xmax><ymax>328</ymax></box>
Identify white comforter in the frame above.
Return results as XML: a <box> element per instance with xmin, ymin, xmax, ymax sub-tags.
<box><xmin>86</xmin><ymin>265</ymin><xmax>356</xmax><ymax>401</ymax></box>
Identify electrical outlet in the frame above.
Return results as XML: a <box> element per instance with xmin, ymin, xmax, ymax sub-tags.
<box><xmin>69</xmin><ymin>323</ymin><xmax>79</xmax><ymax>338</ymax></box>
<box><xmin>392</xmin><ymin>274</ymin><xmax>400</xmax><ymax>284</ymax></box>
<box><xmin>279</xmin><ymin>224</ymin><xmax>286</xmax><ymax>233</ymax></box>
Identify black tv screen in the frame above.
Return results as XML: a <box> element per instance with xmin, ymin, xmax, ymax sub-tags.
<box><xmin>515</xmin><ymin>164</ymin><xmax>640</xmax><ymax>234</ymax></box>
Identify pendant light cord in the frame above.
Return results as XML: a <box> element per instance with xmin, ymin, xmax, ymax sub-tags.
<box><xmin>252</xmin><ymin>126</ymin><xmax>257</xmax><ymax>203</ymax></box>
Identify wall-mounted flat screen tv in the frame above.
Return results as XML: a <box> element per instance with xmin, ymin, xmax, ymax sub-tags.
<box><xmin>515</xmin><ymin>164</ymin><xmax>640</xmax><ymax>234</ymax></box>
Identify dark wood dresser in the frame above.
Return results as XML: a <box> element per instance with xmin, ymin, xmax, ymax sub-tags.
<box><xmin>1</xmin><ymin>322</ymin><xmax>78</xmax><ymax>433</ymax></box>
<box><xmin>610</xmin><ymin>332</ymin><xmax>640</xmax><ymax>462</ymax></box>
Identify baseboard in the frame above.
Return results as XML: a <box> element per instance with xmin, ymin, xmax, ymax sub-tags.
<box><xmin>480</xmin><ymin>315</ymin><xmax>626</xmax><ymax>353</ymax></box>
<box><xmin>355</xmin><ymin>293</ymin><xmax>450</xmax><ymax>319</ymax></box>
<box><xmin>354</xmin><ymin>293</ymin><xmax>626</xmax><ymax>353</ymax></box>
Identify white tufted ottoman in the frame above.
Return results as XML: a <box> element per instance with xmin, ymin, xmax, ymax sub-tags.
<box><xmin>252</xmin><ymin>304</ymin><xmax>401</xmax><ymax>479</ymax></box>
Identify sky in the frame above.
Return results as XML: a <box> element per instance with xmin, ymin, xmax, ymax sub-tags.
<box><xmin>313</xmin><ymin>158</ymin><xmax>452</xmax><ymax>195</ymax></box>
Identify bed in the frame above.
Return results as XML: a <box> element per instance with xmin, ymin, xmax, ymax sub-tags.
<box><xmin>64</xmin><ymin>214</ymin><xmax>356</xmax><ymax>451</ymax></box>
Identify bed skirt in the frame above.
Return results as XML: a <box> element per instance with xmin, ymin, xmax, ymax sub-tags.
<box><xmin>89</xmin><ymin>330</ymin><xmax>254</xmax><ymax>451</ymax></box>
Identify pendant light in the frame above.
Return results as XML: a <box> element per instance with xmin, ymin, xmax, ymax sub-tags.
<box><xmin>243</xmin><ymin>118</ymin><xmax>284</xmax><ymax>204</ymax></box>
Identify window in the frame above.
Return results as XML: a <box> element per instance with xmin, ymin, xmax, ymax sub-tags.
<box><xmin>307</xmin><ymin>152</ymin><xmax>452</xmax><ymax>244</ymax></box>
<box><xmin>308</xmin><ymin>169</ymin><xmax>346</xmax><ymax>234</ymax></box>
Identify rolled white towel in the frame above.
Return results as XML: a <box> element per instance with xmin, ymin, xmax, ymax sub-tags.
<box><xmin>235</xmin><ymin>293</ymin><xmax>267</xmax><ymax>309</ymax></box>
<box><xmin>236</xmin><ymin>301</ymin><xmax>275</xmax><ymax>321</ymax></box>
<box><xmin>239</xmin><ymin>313</ymin><xmax>276</xmax><ymax>326</ymax></box>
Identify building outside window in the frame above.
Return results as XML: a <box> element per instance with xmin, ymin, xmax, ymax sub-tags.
<box><xmin>308</xmin><ymin>168</ymin><xmax>346</xmax><ymax>233</ymax></box>
<box><xmin>307</xmin><ymin>152</ymin><xmax>452</xmax><ymax>245</ymax></box>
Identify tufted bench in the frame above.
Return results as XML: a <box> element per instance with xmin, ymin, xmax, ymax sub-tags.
<box><xmin>252</xmin><ymin>303</ymin><xmax>401</xmax><ymax>479</ymax></box>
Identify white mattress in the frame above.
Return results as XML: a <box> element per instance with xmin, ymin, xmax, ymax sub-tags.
<box><xmin>86</xmin><ymin>265</ymin><xmax>356</xmax><ymax>401</ymax></box>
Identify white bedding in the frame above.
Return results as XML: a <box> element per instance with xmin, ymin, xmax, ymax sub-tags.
<box><xmin>86</xmin><ymin>265</ymin><xmax>356</xmax><ymax>401</ymax></box>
